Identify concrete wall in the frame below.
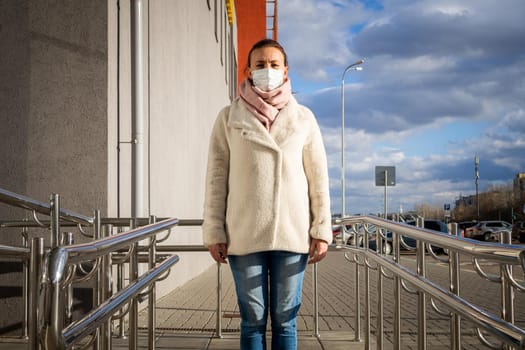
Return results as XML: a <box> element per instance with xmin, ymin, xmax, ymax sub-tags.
<box><xmin>0</xmin><ymin>0</ymin><xmax>107</xmax><ymax>334</ymax></box>
<box><xmin>148</xmin><ymin>0</ymin><xmax>234</xmax><ymax>298</ymax></box>
<box><xmin>0</xmin><ymin>0</ymin><xmax>237</xmax><ymax>333</ymax></box>
<box><xmin>0</xmin><ymin>0</ymin><xmax>108</xmax><ymax>224</ymax></box>
<box><xmin>107</xmin><ymin>0</ymin><xmax>237</xmax><ymax>300</ymax></box>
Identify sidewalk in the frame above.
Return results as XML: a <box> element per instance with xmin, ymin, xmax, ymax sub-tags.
<box><xmin>129</xmin><ymin>250</ymin><xmax>365</xmax><ymax>349</ymax></box>
<box><xmin>2</xmin><ymin>249</ymin><xmax>519</xmax><ymax>349</ymax></box>
<box><xmin>131</xmin><ymin>249</ymin><xmax>525</xmax><ymax>350</ymax></box>
<box><xmin>0</xmin><ymin>251</ymin><xmax>366</xmax><ymax>350</ymax></box>
<box><xmin>111</xmin><ymin>331</ymin><xmax>364</xmax><ymax>350</ymax></box>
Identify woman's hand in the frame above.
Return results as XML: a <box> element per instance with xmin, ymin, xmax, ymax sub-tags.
<box><xmin>208</xmin><ymin>243</ymin><xmax>228</xmax><ymax>264</ymax></box>
<box><xmin>308</xmin><ymin>238</ymin><xmax>328</xmax><ymax>264</ymax></box>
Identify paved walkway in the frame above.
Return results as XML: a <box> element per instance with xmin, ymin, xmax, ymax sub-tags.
<box><xmin>130</xmin><ymin>250</ymin><xmax>366</xmax><ymax>349</ymax></box>
<box><xmin>1</xmin><ymin>249</ymin><xmax>524</xmax><ymax>349</ymax></box>
<box><xmin>126</xmin><ymin>249</ymin><xmax>525</xmax><ymax>349</ymax></box>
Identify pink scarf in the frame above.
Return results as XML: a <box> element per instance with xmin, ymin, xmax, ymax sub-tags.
<box><xmin>239</xmin><ymin>78</ymin><xmax>292</xmax><ymax>131</ymax></box>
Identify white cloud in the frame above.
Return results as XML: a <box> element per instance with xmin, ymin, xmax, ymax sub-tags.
<box><xmin>279</xmin><ymin>0</ymin><xmax>525</xmax><ymax>215</ymax></box>
<box><xmin>279</xmin><ymin>0</ymin><xmax>369</xmax><ymax>81</ymax></box>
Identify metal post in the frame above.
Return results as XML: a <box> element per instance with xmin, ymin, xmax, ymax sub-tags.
<box><xmin>93</xmin><ymin>211</ymin><xmax>102</xmax><ymax>350</ymax></box>
<box><xmin>475</xmin><ymin>156</ymin><xmax>480</xmax><ymax>221</ymax></box>
<box><xmin>116</xmin><ymin>222</ymin><xmax>129</xmax><ymax>340</ymax></box>
<box><xmin>62</xmin><ymin>232</ymin><xmax>74</xmax><ymax>325</ymax></box>
<box><xmin>117</xmin><ymin>261</ymin><xmax>126</xmax><ymax>338</ymax></box>
<box><xmin>131</xmin><ymin>0</ymin><xmax>146</xmax><ymax>219</ymax></box>
<box><xmin>416</xmin><ymin>217</ymin><xmax>427</xmax><ymax>350</ymax></box>
<box><xmin>393</xmin><ymin>229</ymin><xmax>401</xmax><ymax>350</ymax></box>
<box><xmin>313</xmin><ymin>263</ymin><xmax>320</xmax><ymax>338</ymax></box>
<box><xmin>376</xmin><ymin>229</ymin><xmax>384</xmax><ymax>350</ymax></box>
<box><xmin>500</xmin><ymin>229</ymin><xmax>514</xmax><ymax>350</ymax></box>
<box><xmin>216</xmin><ymin>263</ymin><xmax>223</xmax><ymax>338</ymax></box>
<box><xmin>354</xmin><ymin>259</ymin><xmax>361</xmax><ymax>342</ymax></box>
<box><xmin>22</xmin><ymin>227</ymin><xmax>29</xmax><ymax>339</ymax></box>
<box><xmin>351</xmin><ymin>224</ymin><xmax>362</xmax><ymax>342</ymax></box>
<box><xmin>449</xmin><ymin>223</ymin><xmax>461</xmax><ymax>350</ymax></box>
<box><xmin>50</xmin><ymin>194</ymin><xmax>60</xmax><ymax>248</ymax></box>
<box><xmin>363</xmin><ymin>231</ymin><xmax>370</xmax><ymax>347</ymax></box>
<box><xmin>340</xmin><ymin>60</ymin><xmax>364</xmax><ymax>217</ymax></box>
<box><xmin>46</xmin><ymin>249</ymin><xmax>67</xmax><ymax>350</ymax></box>
<box><xmin>129</xmin><ymin>222</ymin><xmax>139</xmax><ymax>350</ymax></box>
<box><xmin>384</xmin><ymin>170</ymin><xmax>388</xmax><ymax>219</ymax></box>
<box><xmin>148</xmin><ymin>216</ymin><xmax>157</xmax><ymax>350</ymax></box>
<box><xmin>341</xmin><ymin>72</ymin><xmax>346</xmax><ymax>218</ymax></box>
<box><xmin>28</xmin><ymin>237</ymin><xmax>44</xmax><ymax>350</ymax></box>
<box><xmin>101</xmin><ymin>221</ymin><xmax>112</xmax><ymax>350</ymax></box>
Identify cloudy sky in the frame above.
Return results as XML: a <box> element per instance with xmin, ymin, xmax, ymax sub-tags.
<box><xmin>277</xmin><ymin>0</ymin><xmax>525</xmax><ymax>215</ymax></box>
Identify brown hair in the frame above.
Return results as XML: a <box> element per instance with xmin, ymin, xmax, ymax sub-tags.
<box><xmin>247</xmin><ymin>38</ymin><xmax>288</xmax><ymax>68</ymax></box>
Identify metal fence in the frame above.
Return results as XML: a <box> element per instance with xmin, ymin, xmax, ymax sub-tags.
<box><xmin>0</xmin><ymin>188</ymin><xmax>181</xmax><ymax>350</ymax></box>
<box><xmin>2</xmin><ymin>187</ymin><xmax>525</xmax><ymax>349</ymax></box>
<box><xmin>335</xmin><ymin>215</ymin><xmax>525</xmax><ymax>350</ymax></box>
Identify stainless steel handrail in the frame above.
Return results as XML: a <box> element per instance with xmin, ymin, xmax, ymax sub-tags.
<box><xmin>0</xmin><ymin>218</ymin><xmax>202</xmax><ymax>228</ymax></box>
<box><xmin>62</xmin><ymin>254</ymin><xmax>180</xmax><ymax>349</ymax></box>
<box><xmin>344</xmin><ymin>245</ymin><xmax>525</xmax><ymax>349</ymax></box>
<box><xmin>336</xmin><ymin>215</ymin><xmax>525</xmax><ymax>350</ymax></box>
<box><xmin>41</xmin><ymin>217</ymin><xmax>180</xmax><ymax>350</ymax></box>
<box><xmin>0</xmin><ymin>244</ymin><xmax>30</xmax><ymax>259</ymax></box>
<box><xmin>0</xmin><ymin>187</ymin><xmax>93</xmax><ymax>225</ymax></box>
<box><xmin>0</xmin><ymin>239</ymin><xmax>44</xmax><ymax>349</ymax></box>
<box><xmin>48</xmin><ymin>218</ymin><xmax>179</xmax><ymax>266</ymax></box>
<box><xmin>4</xmin><ymin>189</ymin><xmax>524</xmax><ymax>350</ymax></box>
<box><xmin>338</xmin><ymin>215</ymin><xmax>525</xmax><ymax>268</ymax></box>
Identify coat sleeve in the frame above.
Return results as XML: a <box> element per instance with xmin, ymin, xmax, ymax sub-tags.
<box><xmin>202</xmin><ymin>108</ymin><xmax>230</xmax><ymax>247</ymax></box>
<box><xmin>302</xmin><ymin>110</ymin><xmax>333</xmax><ymax>243</ymax></box>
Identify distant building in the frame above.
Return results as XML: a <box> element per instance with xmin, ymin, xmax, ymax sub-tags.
<box><xmin>455</xmin><ymin>194</ymin><xmax>476</xmax><ymax>207</ymax></box>
<box><xmin>514</xmin><ymin>173</ymin><xmax>525</xmax><ymax>200</ymax></box>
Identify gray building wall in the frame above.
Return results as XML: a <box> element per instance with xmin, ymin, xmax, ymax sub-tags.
<box><xmin>0</xmin><ymin>0</ymin><xmax>236</xmax><ymax>333</ymax></box>
<box><xmin>0</xmin><ymin>0</ymin><xmax>108</xmax><ymax>333</ymax></box>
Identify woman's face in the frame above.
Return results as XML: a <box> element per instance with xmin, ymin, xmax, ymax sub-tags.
<box><xmin>248</xmin><ymin>46</ymin><xmax>288</xmax><ymax>80</ymax></box>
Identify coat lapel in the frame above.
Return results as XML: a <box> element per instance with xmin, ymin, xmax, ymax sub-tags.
<box><xmin>270</xmin><ymin>97</ymin><xmax>300</xmax><ymax>147</ymax></box>
<box><xmin>227</xmin><ymin>99</ymin><xmax>279</xmax><ymax>151</ymax></box>
<box><xmin>227</xmin><ymin>97</ymin><xmax>300</xmax><ymax>151</ymax></box>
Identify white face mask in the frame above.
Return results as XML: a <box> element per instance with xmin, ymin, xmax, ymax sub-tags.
<box><xmin>251</xmin><ymin>68</ymin><xmax>284</xmax><ymax>91</ymax></box>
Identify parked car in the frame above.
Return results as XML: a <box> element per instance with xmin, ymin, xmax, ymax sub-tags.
<box><xmin>332</xmin><ymin>224</ymin><xmax>364</xmax><ymax>246</ymax></box>
<box><xmin>457</xmin><ymin>220</ymin><xmax>477</xmax><ymax>237</ymax></box>
<box><xmin>467</xmin><ymin>220</ymin><xmax>512</xmax><ymax>241</ymax></box>
<box><xmin>403</xmin><ymin>220</ymin><xmax>450</xmax><ymax>253</ymax></box>
<box><xmin>335</xmin><ymin>223</ymin><xmax>389</xmax><ymax>253</ymax></box>
<box><xmin>512</xmin><ymin>221</ymin><xmax>525</xmax><ymax>243</ymax></box>
<box><xmin>367</xmin><ymin>230</ymin><xmax>392</xmax><ymax>255</ymax></box>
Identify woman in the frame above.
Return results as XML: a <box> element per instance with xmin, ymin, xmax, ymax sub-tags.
<box><xmin>203</xmin><ymin>38</ymin><xmax>332</xmax><ymax>350</ymax></box>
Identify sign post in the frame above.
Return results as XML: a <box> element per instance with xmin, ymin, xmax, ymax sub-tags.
<box><xmin>375</xmin><ymin>166</ymin><xmax>396</xmax><ymax>218</ymax></box>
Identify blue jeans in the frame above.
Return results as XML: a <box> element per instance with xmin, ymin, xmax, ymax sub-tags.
<box><xmin>229</xmin><ymin>251</ymin><xmax>308</xmax><ymax>350</ymax></box>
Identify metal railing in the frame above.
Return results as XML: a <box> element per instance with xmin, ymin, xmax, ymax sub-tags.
<box><xmin>0</xmin><ymin>188</ymin><xmax>183</xmax><ymax>350</ymax></box>
<box><xmin>335</xmin><ymin>215</ymin><xmax>525</xmax><ymax>350</ymax></box>
<box><xmin>0</xmin><ymin>238</ymin><xmax>44</xmax><ymax>349</ymax></box>
<box><xmin>40</xmin><ymin>217</ymin><xmax>180</xmax><ymax>350</ymax></box>
<box><xmin>3</xmin><ymin>186</ymin><xmax>525</xmax><ymax>349</ymax></box>
<box><xmin>0</xmin><ymin>188</ymin><xmax>93</xmax><ymax>226</ymax></box>
<box><xmin>0</xmin><ymin>188</ymin><xmax>94</xmax><ymax>341</ymax></box>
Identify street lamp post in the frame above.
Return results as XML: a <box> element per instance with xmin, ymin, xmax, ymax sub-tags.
<box><xmin>475</xmin><ymin>155</ymin><xmax>480</xmax><ymax>220</ymax></box>
<box><xmin>341</xmin><ymin>60</ymin><xmax>364</xmax><ymax>218</ymax></box>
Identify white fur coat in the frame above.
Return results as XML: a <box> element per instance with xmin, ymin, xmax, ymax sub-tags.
<box><xmin>202</xmin><ymin>96</ymin><xmax>332</xmax><ymax>255</ymax></box>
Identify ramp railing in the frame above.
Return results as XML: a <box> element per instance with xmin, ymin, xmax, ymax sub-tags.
<box><xmin>0</xmin><ymin>188</ymin><xmax>182</xmax><ymax>350</ymax></box>
<box><xmin>40</xmin><ymin>217</ymin><xmax>180</xmax><ymax>350</ymax></box>
<box><xmin>334</xmin><ymin>215</ymin><xmax>525</xmax><ymax>350</ymax></box>
<box><xmin>3</xmin><ymin>186</ymin><xmax>525</xmax><ymax>349</ymax></box>
<box><xmin>0</xmin><ymin>188</ymin><xmax>93</xmax><ymax>343</ymax></box>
